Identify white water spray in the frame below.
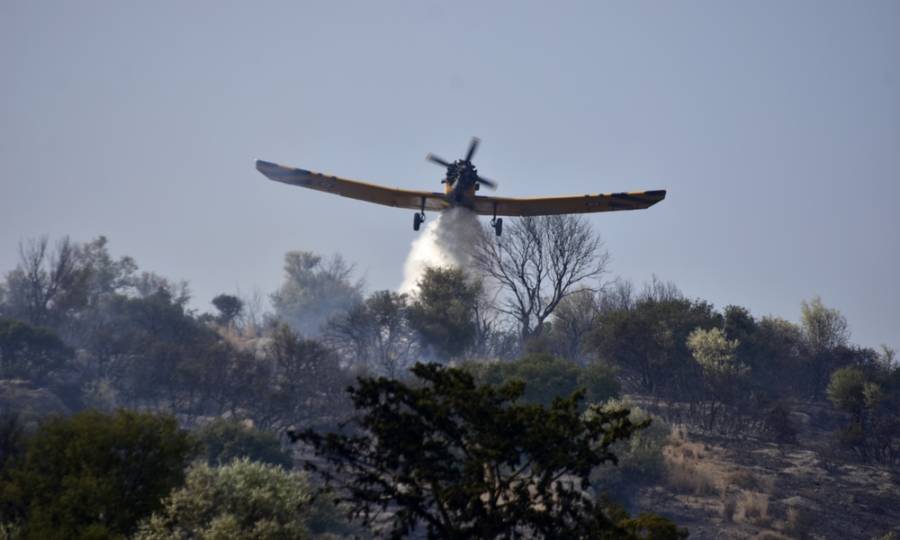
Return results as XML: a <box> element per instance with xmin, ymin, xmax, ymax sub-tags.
<box><xmin>399</xmin><ymin>207</ymin><xmax>483</xmax><ymax>295</ymax></box>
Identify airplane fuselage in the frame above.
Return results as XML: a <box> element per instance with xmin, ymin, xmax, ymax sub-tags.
<box><xmin>442</xmin><ymin>159</ymin><xmax>480</xmax><ymax>205</ymax></box>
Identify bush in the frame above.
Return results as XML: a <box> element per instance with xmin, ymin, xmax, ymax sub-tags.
<box><xmin>478</xmin><ymin>353</ymin><xmax>620</xmax><ymax>407</ymax></box>
<box><xmin>762</xmin><ymin>403</ymin><xmax>798</xmax><ymax>444</ymax></box>
<box><xmin>196</xmin><ymin>418</ymin><xmax>292</xmax><ymax>469</ymax></box>
<box><xmin>491</xmin><ymin>353</ymin><xmax>582</xmax><ymax>406</ymax></box>
<box><xmin>592</xmin><ymin>399</ymin><xmax>668</xmax><ymax>501</ymax></box>
<box><xmin>134</xmin><ymin>458</ymin><xmax>314</xmax><ymax>540</ymax></box>
<box><xmin>662</xmin><ymin>430</ymin><xmax>724</xmax><ymax>496</ymax></box>
<box><xmin>0</xmin><ymin>410</ymin><xmax>196</xmax><ymax>539</ymax></box>
<box><xmin>578</xmin><ymin>361</ymin><xmax>621</xmax><ymax>404</ymax></box>
<box><xmin>827</xmin><ymin>367</ymin><xmax>867</xmax><ymax>416</ymax></box>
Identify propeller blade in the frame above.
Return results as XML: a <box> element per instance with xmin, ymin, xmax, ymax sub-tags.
<box><xmin>465</xmin><ymin>137</ymin><xmax>480</xmax><ymax>162</ymax></box>
<box><xmin>426</xmin><ymin>154</ymin><xmax>451</xmax><ymax>167</ymax></box>
<box><xmin>477</xmin><ymin>176</ymin><xmax>498</xmax><ymax>189</ymax></box>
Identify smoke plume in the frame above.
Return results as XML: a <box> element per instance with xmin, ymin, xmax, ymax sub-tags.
<box><xmin>399</xmin><ymin>207</ymin><xmax>483</xmax><ymax>295</ymax></box>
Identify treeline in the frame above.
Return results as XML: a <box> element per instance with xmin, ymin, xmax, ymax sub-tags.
<box><xmin>0</xmin><ymin>218</ymin><xmax>898</xmax><ymax>537</ymax></box>
<box><xmin>1</xmin><ymin>226</ymin><xmax>898</xmax><ymax>460</ymax></box>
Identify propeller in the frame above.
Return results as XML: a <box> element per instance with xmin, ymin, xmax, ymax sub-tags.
<box><xmin>465</xmin><ymin>137</ymin><xmax>480</xmax><ymax>162</ymax></box>
<box><xmin>426</xmin><ymin>137</ymin><xmax>498</xmax><ymax>190</ymax></box>
<box><xmin>426</xmin><ymin>154</ymin><xmax>451</xmax><ymax>167</ymax></box>
<box><xmin>476</xmin><ymin>176</ymin><xmax>497</xmax><ymax>189</ymax></box>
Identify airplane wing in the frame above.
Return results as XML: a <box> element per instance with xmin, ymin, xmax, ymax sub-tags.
<box><xmin>469</xmin><ymin>190</ymin><xmax>666</xmax><ymax>217</ymax></box>
<box><xmin>256</xmin><ymin>160</ymin><xmax>450</xmax><ymax>212</ymax></box>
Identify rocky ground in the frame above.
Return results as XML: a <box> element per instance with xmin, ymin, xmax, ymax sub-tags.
<box><xmin>629</xmin><ymin>402</ymin><xmax>900</xmax><ymax>539</ymax></box>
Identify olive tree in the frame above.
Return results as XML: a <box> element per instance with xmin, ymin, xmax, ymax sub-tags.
<box><xmin>134</xmin><ymin>459</ymin><xmax>313</xmax><ymax>540</ymax></box>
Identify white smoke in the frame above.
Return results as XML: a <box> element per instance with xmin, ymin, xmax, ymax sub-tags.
<box><xmin>399</xmin><ymin>207</ymin><xmax>483</xmax><ymax>295</ymax></box>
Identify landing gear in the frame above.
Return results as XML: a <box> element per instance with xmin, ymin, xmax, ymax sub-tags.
<box><xmin>413</xmin><ymin>196</ymin><xmax>427</xmax><ymax>232</ymax></box>
<box><xmin>491</xmin><ymin>217</ymin><xmax>503</xmax><ymax>236</ymax></box>
<box><xmin>490</xmin><ymin>201</ymin><xmax>503</xmax><ymax>236</ymax></box>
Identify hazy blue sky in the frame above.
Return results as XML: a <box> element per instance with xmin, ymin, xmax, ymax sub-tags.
<box><xmin>2</xmin><ymin>1</ymin><xmax>898</xmax><ymax>350</ymax></box>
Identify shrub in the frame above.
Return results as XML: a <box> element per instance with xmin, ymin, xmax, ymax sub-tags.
<box><xmin>592</xmin><ymin>399</ymin><xmax>668</xmax><ymax>501</ymax></box>
<box><xmin>762</xmin><ymin>403</ymin><xmax>798</xmax><ymax>444</ymax></box>
<box><xmin>662</xmin><ymin>430</ymin><xmax>724</xmax><ymax>496</ymax></box>
<box><xmin>827</xmin><ymin>367</ymin><xmax>867</xmax><ymax>416</ymax></box>
<box><xmin>478</xmin><ymin>353</ymin><xmax>620</xmax><ymax>408</ymax></box>
<box><xmin>134</xmin><ymin>458</ymin><xmax>313</xmax><ymax>540</ymax></box>
<box><xmin>578</xmin><ymin>361</ymin><xmax>621</xmax><ymax>404</ymax></box>
<box><xmin>0</xmin><ymin>410</ymin><xmax>196</xmax><ymax>539</ymax></box>
<box><xmin>737</xmin><ymin>491</ymin><xmax>770</xmax><ymax>526</ymax></box>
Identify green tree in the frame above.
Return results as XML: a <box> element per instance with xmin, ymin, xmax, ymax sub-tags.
<box><xmin>134</xmin><ymin>458</ymin><xmax>314</xmax><ymax>540</ymax></box>
<box><xmin>801</xmin><ymin>297</ymin><xmax>851</xmax><ymax>399</ymax></box>
<box><xmin>578</xmin><ymin>360</ymin><xmax>623</xmax><ymax>405</ymax></box>
<box><xmin>294</xmin><ymin>363</ymin><xmax>678</xmax><ymax>539</ymax></box>
<box><xmin>0</xmin><ymin>410</ymin><xmax>196</xmax><ymax>539</ymax></box>
<box><xmin>477</xmin><ymin>353</ymin><xmax>620</xmax><ymax>408</ymax></box>
<box><xmin>407</xmin><ymin>267</ymin><xmax>481</xmax><ymax>360</ymax></box>
<box><xmin>827</xmin><ymin>367</ymin><xmax>867</xmax><ymax>418</ymax></box>
<box><xmin>590</xmin><ymin>297</ymin><xmax>721</xmax><ymax>397</ymax></box>
<box><xmin>687</xmin><ymin>328</ymin><xmax>745</xmax><ymax>381</ymax></box>
<box><xmin>211</xmin><ymin>294</ymin><xmax>244</xmax><ymax>327</ymax></box>
<box><xmin>82</xmin><ymin>290</ymin><xmax>222</xmax><ymax>413</ymax></box>
<box><xmin>196</xmin><ymin>418</ymin><xmax>292</xmax><ymax>469</ymax></box>
<box><xmin>687</xmin><ymin>327</ymin><xmax>750</xmax><ymax>431</ymax></box>
<box><xmin>826</xmin><ymin>353</ymin><xmax>900</xmax><ymax>464</ymax></box>
<box><xmin>801</xmin><ymin>297</ymin><xmax>849</xmax><ymax>353</ymax></box>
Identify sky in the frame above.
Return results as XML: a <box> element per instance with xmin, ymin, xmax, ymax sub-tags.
<box><xmin>2</xmin><ymin>1</ymin><xmax>898</xmax><ymax>351</ymax></box>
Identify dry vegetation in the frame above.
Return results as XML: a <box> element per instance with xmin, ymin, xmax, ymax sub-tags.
<box><xmin>633</xmin><ymin>418</ymin><xmax>900</xmax><ymax>539</ymax></box>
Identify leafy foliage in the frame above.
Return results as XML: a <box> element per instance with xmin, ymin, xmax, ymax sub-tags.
<box><xmin>134</xmin><ymin>458</ymin><xmax>313</xmax><ymax>540</ymax></box>
<box><xmin>827</xmin><ymin>352</ymin><xmax>900</xmax><ymax>464</ymax></box>
<box><xmin>407</xmin><ymin>267</ymin><xmax>481</xmax><ymax>359</ymax></box>
<box><xmin>590</xmin><ymin>297</ymin><xmax>721</xmax><ymax>396</ymax></box>
<box><xmin>135</xmin><ymin>459</ymin><xmax>311</xmax><ymax>540</ymax></box>
<box><xmin>591</xmin><ymin>400</ymin><xmax>670</xmax><ymax>504</ymax></box>
<box><xmin>295</xmin><ymin>363</ymin><xmax>667</xmax><ymax>539</ymax></box>
<box><xmin>211</xmin><ymin>294</ymin><xmax>244</xmax><ymax>326</ymax></box>
<box><xmin>475</xmin><ymin>353</ymin><xmax>620</xmax><ymax>408</ymax></box>
<box><xmin>0</xmin><ymin>410</ymin><xmax>196</xmax><ymax>539</ymax></box>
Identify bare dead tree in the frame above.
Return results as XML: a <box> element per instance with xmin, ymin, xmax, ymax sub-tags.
<box><xmin>473</xmin><ymin>215</ymin><xmax>609</xmax><ymax>341</ymax></box>
<box><xmin>4</xmin><ymin>236</ymin><xmax>89</xmax><ymax>326</ymax></box>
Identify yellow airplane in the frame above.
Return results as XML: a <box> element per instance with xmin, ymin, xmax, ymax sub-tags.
<box><xmin>256</xmin><ymin>137</ymin><xmax>665</xmax><ymax>236</ymax></box>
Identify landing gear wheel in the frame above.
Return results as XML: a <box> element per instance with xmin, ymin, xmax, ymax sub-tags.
<box><xmin>492</xmin><ymin>217</ymin><xmax>503</xmax><ymax>237</ymax></box>
<box><xmin>413</xmin><ymin>212</ymin><xmax>424</xmax><ymax>231</ymax></box>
